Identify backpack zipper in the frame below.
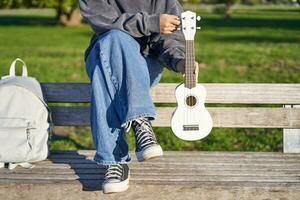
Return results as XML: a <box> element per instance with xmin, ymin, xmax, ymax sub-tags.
<box><xmin>0</xmin><ymin>122</ymin><xmax>36</xmax><ymax>151</ymax></box>
<box><xmin>26</xmin><ymin>129</ymin><xmax>33</xmax><ymax>150</ymax></box>
<box><xmin>26</xmin><ymin>121</ymin><xmax>36</xmax><ymax>150</ymax></box>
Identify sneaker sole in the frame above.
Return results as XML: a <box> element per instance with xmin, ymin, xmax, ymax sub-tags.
<box><xmin>102</xmin><ymin>173</ymin><xmax>130</xmax><ymax>194</ymax></box>
<box><xmin>136</xmin><ymin>144</ymin><xmax>163</xmax><ymax>162</ymax></box>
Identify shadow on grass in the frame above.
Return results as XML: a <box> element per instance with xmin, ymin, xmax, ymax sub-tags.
<box><xmin>212</xmin><ymin>35</ymin><xmax>300</xmax><ymax>44</ymax></box>
<box><xmin>201</xmin><ymin>17</ymin><xmax>300</xmax><ymax>30</ymax></box>
<box><xmin>0</xmin><ymin>15</ymin><xmax>57</xmax><ymax>26</ymax></box>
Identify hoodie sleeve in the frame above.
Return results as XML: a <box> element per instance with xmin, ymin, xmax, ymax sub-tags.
<box><xmin>78</xmin><ymin>0</ymin><xmax>160</xmax><ymax>38</ymax></box>
<box><xmin>151</xmin><ymin>0</ymin><xmax>186</xmax><ymax>72</ymax></box>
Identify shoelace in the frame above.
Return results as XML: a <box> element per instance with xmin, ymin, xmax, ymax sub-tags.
<box><xmin>105</xmin><ymin>164</ymin><xmax>123</xmax><ymax>181</ymax></box>
<box><xmin>132</xmin><ymin>118</ymin><xmax>157</xmax><ymax>150</ymax></box>
<box><xmin>124</xmin><ymin>121</ymin><xmax>132</xmax><ymax>133</ymax></box>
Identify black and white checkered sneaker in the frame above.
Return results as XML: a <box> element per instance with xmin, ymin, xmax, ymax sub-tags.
<box><xmin>102</xmin><ymin>164</ymin><xmax>130</xmax><ymax>194</ymax></box>
<box><xmin>125</xmin><ymin>117</ymin><xmax>163</xmax><ymax>162</ymax></box>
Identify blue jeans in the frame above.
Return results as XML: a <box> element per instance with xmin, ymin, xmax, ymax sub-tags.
<box><xmin>85</xmin><ymin>30</ymin><xmax>164</xmax><ymax>165</ymax></box>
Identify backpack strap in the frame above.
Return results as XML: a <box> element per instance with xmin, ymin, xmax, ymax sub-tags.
<box><xmin>46</xmin><ymin>106</ymin><xmax>55</xmax><ymax>140</ymax></box>
<box><xmin>9</xmin><ymin>58</ymin><xmax>28</xmax><ymax>77</ymax></box>
<box><xmin>8</xmin><ymin>162</ymin><xmax>35</xmax><ymax>170</ymax></box>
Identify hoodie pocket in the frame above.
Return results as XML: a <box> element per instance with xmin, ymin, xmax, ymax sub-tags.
<box><xmin>0</xmin><ymin>117</ymin><xmax>36</xmax><ymax>162</ymax></box>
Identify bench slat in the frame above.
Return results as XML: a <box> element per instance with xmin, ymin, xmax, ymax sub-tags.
<box><xmin>1</xmin><ymin>173</ymin><xmax>300</xmax><ymax>182</ymax></box>
<box><xmin>13</xmin><ymin>163</ymin><xmax>300</xmax><ymax>171</ymax></box>
<box><xmin>50</xmin><ymin>106</ymin><xmax>300</xmax><ymax>128</ymax></box>
<box><xmin>2</xmin><ymin>168</ymin><xmax>299</xmax><ymax>177</ymax></box>
<box><xmin>41</xmin><ymin>83</ymin><xmax>300</xmax><ymax>104</ymax></box>
<box><xmin>31</xmin><ymin>158</ymin><xmax>300</xmax><ymax>165</ymax></box>
<box><xmin>49</xmin><ymin>150</ymin><xmax>300</xmax><ymax>158</ymax></box>
<box><xmin>0</xmin><ymin>151</ymin><xmax>299</xmax><ymax>188</ymax></box>
<box><xmin>1</xmin><ymin>179</ymin><xmax>299</xmax><ymax>200</ymax></box>
<box><xmin>48</xmin><ymin>154</ymin><xmax>300</xmax><ymax>161</ymax></box>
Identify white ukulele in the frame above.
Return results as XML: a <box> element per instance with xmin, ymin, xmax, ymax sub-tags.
<box><xmin>171</xmin><ymin>11</ymin><xmax>213</xmax><ymax>141</ymax></box>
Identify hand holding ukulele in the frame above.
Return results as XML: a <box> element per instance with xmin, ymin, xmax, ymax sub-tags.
<box><xmin>160</xmin><ymin>13</ymin><xmax>199</xmax><ymax>77</ymax></box>
<box><xmin>176</xmin><ymin>59</ymin><xmax>199</xmax><ymax>78</ymax></box>
<box><xmin>159</xmin><ymin>14</ymin><xmax>180</xmax><ymax>34</ymax></box>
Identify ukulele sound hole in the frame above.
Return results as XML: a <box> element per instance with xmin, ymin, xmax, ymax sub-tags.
<box><xmin>186</xmin><ymin>95</ymin><xmax>197</xmax><ymax>107</ymax></box>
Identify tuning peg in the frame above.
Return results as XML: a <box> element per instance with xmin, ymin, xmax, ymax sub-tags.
<box><xmin>197</xmin><ymin>27</ymin><xmax>201</xmax><ymax>30</ymax></box>
<box><xmin>197</xmin><ymin>16</ymin><xmax>201</xmax><ymax>21</ymax></box>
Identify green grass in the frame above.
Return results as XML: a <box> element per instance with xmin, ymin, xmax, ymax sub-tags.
<box><xmin>0</xmin><ymin>7</ymin><xmax>299</xmax><ymax>152</ymax></box>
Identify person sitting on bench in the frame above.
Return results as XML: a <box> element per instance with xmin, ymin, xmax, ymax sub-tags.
<box><xmin>79</xmin><ymin>0</ymin><xmax>194</xmax><ymax>194</ymax></box>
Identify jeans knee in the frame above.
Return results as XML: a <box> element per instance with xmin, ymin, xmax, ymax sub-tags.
<box><xmin>99</xmin><ymin>29</ymin><xmax>139</xmax><ymax>49</ymax></box>
<box><xmin>106</xmin><ymin>29</ymin><xmax>129</xmax><ymax>37</ymax></box>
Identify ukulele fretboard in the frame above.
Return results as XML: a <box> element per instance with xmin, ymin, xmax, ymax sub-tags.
<box><xmin>185</xmin><ymin>40</ymin><xmax>196</xmax><ymax>89</ymax></box>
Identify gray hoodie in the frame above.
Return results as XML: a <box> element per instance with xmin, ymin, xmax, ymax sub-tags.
<box><xmin>79</xmin><ymin>0</ymin><xmax>185</xmax><ymax>72</ymax></box>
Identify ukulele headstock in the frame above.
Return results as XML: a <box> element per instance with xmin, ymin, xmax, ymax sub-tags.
<box><xmin>181</xmin><ymin>11</ymin><xmax>201</xmax><ymax>40</ymax></box>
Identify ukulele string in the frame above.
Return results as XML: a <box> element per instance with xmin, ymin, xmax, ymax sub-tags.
<box><xmin>189</xmin><ymin>40</ymin><xmax>192</xmax><ymax>124</ymax></box>
<box><xmin>188</xmin><ymin>41</ymin><xmax>191</xmax><ymax>126</ymax></box>
<box><xmin>190</xmin><ymin>40</ymin><xmax>194</xmax><ymax>125</ymax></box>
<box><xmin>190</xmin><ymin>40</ymin><xmax>192</xmax><ymax>124</ymax></box>
<box><xmin>188</xmin><ymin>40</ymin><xmax>190</xmax><ymax>125</ymax></box>
<box><xmin>185</xmin><ymin>39</ymin><xmax>187</xmax><ymax>128</ymax></box>
<box><xmin>189</xmin><ymin>40</ymin><xmax>191</xmax><ymax>125</ymax></box>
<box><xmin>187</xmin><ymin>40</ymin><xmax>189</xmax><ymax>127</ymax></box>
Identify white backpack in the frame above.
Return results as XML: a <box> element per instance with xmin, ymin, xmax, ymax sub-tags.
<box><xmin>0</xmin><ymin>58</ymin><xmax>54</xmax><ymax>170</ymax></box>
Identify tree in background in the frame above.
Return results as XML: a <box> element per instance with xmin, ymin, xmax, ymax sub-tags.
<box><xmin>31</xmin><ymin>0</ymin><xmax>80</xmax><ymax>26</ymax></box>
<box><xmin>215</xmin><ymin>0</ymin><xmax>241</xmax><ymax>19</ymax></box>
<box><xmin>0</xmin><ymin>0</ymin><xmax>81</xmax><ymax>26</ymax></box>
<box><xmin>0</xmin><ymin>0</ymin><xmax>31</xmax><ymax>8</ymax></box>
<box><xmin>181</xmin><ymin>0</ymin><xmax>241</xmax><ymax>19</ymax></box>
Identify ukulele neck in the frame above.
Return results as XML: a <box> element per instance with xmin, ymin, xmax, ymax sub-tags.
<box><xmin>184</xmin><ymin>40</ymin><xmax>196</xmax><ymax>89</ymax></box>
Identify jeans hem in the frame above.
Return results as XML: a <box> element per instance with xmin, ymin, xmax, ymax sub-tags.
<box><xmin>93</xmin><ymin>156</ymin><xmax>131</xmax><ymax>166</ymax></box>
<box><xmin>121</xmin><ymin>112</ymin><xmax>156</xmax><ymax>128</ymax></box>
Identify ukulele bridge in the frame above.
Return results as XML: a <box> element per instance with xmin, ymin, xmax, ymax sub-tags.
<box><xmin>183</xmin><ymin>125</ymin><xmax>199</xmax><ymax>131</ymax></box>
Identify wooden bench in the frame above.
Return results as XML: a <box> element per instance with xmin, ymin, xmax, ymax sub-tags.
<box><xmin>1</xmin><ymin>83</ymin><xmax>300</xmax><ymax>199</ymax></box>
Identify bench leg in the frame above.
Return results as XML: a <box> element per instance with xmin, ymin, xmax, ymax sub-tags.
<box><xmin>283</xmin><ymin>105</ymin><xmax>300</xmax><ymax>153</ymax></box>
